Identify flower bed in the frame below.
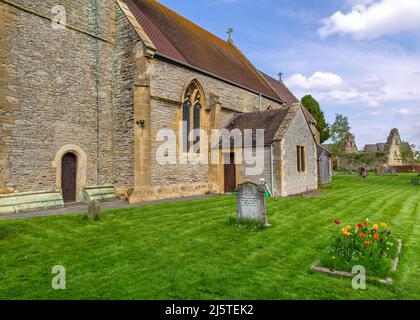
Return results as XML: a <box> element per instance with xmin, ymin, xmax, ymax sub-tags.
<box><xmin>318</xmin><ymin>219</ymin><xmax>399</xmax><ymax>278</ymax></box>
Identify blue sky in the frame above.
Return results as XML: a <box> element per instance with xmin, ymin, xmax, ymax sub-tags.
<box><xmin>159</xmin><ymin>0</ymin><xmax>420</xmax><ymax>149</ymax></box>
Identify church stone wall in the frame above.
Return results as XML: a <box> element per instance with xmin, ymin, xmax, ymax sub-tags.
<box><xmin>151</xmin><ymin>59</ymin><xmax>283</xmax><ymax>114</ymax></box>
<box><xmin>111</xmin><ymin>6</ymin><xmax>137</xmax><ymax>189</ymax></box>
<box><xmin>238</xmin><ymin>146</ymin><xmax>274</xmax><ymax>194</ymax></box>
<box><xmin>148</xmin><ymin>59</ymin><xmax>283</xmax><ymax>191</ymax></box>
<box><xmin>280</xmin><ymin>108</ymin><xmax>318</xmax><ymax>196</ymax></box>
<box><xmin>0</xmin><ymin>0</ymin><xmax>117</xmax><ymax>195</ymax></box>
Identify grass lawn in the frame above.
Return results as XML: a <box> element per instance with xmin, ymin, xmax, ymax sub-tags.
<box><xmin>0</xmin><ymin>175</ymin><xmax>419</xmax><ymax>300</ymax></box>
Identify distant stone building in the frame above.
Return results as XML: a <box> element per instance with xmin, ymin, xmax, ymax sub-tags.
<box><xmin>364</xmin><ymin>143</ymin><xmax>387</xmax><ymax>152</ymax></box>
<box><xmin>0</xmin><ymin>0</ymin><xmax>319</xmax><ymax>214</ymax></box>
<box><xmin>364</xmin><ymin>128</ymin><xmax>404</xmax><ymax>165</ymax></box>
<box><xmin>340</xmin><ymin>133</ymin><xmax>358</xmax><ymax>153</ymax></box>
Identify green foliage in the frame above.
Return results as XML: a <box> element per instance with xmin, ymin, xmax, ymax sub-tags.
<box><xmin>400</xmin><ymin>143</ymin><xmax>416</xmax><ymax>165</ymax></box>
<box><xmin>320</xmin><ymin>221</ymin><xmax>398</xmax><ymax>277</ymax></box>
<box><xmin>301</xmin><ymin>95</ymin><xmax>330</xmax><ymax>143</ymax></box>
<box><xmin>336</xmin><ymin>151</ymin><xmax>389</xmax><ymax>169</ymax></box>
<box><xmin>330</xmin><ymin>114</ymin><xmax>351</xmax><ymax>146</ymax></box>
<box><xmin>329</xmin><ymin>143</ymin><xmax>341</xmax><ymax>155</ymax></box>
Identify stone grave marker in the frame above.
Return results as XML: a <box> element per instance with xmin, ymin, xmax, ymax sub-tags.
<box><xmin>235</xmin><ymin>182</ymin><xmax>270</xmax><ymax>226</ymax></box>
<box><xmin>377</xmin><ymin>165</ymin><xmax>385</xmax><ymax>176</ymax></box>
<box><xmin>87</xmin><ymin>200</ymin><xmax>101</xmax><ymax>221</ymax></box>
<box><xmin>357</xmin><ymin>167</ymin><xmax>368</xmax><ymax>178</ymax></box>
<box><xmin>391</xmin><ymin>167</ymin><xmax>398</xmax><ymax>176</ymax></box>
<box><xmin>411</xmin><ymin>178</ymin><xmax>419</xmax><ymax>186</ymax></box>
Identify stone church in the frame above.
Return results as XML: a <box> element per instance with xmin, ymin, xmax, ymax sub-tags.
<box><xmin>0</xmin><ymin>0</ymin><xmax>319</xmax><ymax>214</ymax></box>
<box><xmin>364</xmin><ymin>128</ymin><xmax>405</xmax><ymax>166</ymax></box>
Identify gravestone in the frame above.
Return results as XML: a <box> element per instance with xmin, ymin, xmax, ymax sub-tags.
<box><xmin>391</xmin><ymin>167</ymin><xmax>398</xmax><ymax>176</ymax></box>
<box><xmin>235</xmin><ymin>182</ymin><xmax>270</xmax><ymax>226</ymax></box>
<box><xmin>87</xmin><ymin>200</ymin><xmax>101</xmax><ymax>221</ymax></box>
<box><xmin>411</xmin><ymin>179</ymin><xmax>419</xmax><ymax>186</ymax></box>
<box><xmin>357</xmin><ymin>167</ymin><xmax>368</xmax><ymax>178</ymax></box>
<box><xmin>377</xmin><ymin>166</ymin><xmax>385</xmax><ymax>176</ymax></box>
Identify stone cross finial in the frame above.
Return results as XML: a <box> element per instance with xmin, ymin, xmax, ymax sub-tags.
<box><xmin>278</xmin><ymin>72</ymin><xmax>284</xmax><ymax>81</ymax></box>
<box><xmin>227</xmin><ymin>28</ymin><xmax>234</xmax><ymax>43</ymax></box>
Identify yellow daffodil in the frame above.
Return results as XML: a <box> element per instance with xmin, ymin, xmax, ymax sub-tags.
<box><xmin>380</xmin><ymin>222</ymin><xmax>387</xmax><ymax>228</ymax></box>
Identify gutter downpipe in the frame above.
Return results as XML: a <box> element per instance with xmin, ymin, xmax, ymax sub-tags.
<box><xmin>270</xmin><ymin>144</ymin><xmax>274</xmax><ymax>197</ymax></box>
<box><xmin>93</xmin><ymin>0</ymin><xmax>100</xmax><ymax>186</ymax></box>
<box><xmin>259</xmin><ymin>93</ymin><xmax>262</xmax><ymax>111</ymax></box>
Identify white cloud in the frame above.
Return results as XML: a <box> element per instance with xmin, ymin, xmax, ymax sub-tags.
<box><xmin>319</xmin><ymin>0</ymin><xmax>420</xmax><ymax>39</ymax></box>
<box><xmin>367</xmin><ymin>100</ymin><xmax>380</xmax><ymax>108</ymax></box>
<box><xmin>396</xmin><ymin>107</ymin><xmax>420</xmax><ymax>116</ymax></box>
<box><xmin>257</xmin><ymin>40</ymin><xmax>420</xmax><ymax>106</ymax></box>
<box><xmin>285</xmin><ymin>71</ymin><xmax>343</xmax><ymax>91</ymax></box>
<box><xmin>284</xmin><ymin>70</ymin><xmax>387</xmax><ymax>105</ymax></box>
<box><xmin>368</xmin><ymin>110</ymin><xmax>382</xmax><ymax>116</ymax></box>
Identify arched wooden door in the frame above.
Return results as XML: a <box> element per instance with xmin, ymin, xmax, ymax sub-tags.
<box><xmin>61</xmin><ymin>153</ymin><xmax>77</xmax><ymax>202</ymax></box>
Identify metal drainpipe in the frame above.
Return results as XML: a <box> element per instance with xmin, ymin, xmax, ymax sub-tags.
<box><xmin>92</xmin><ymin>0</ymin><xmax>100</xmax><ymax>186</ymax></box>
<box><xmin>259</xmin><ymin>93</ymin><xmax>262</xmax><ymax>111</ymax></box>
<box><xmin>270</xmin><ymin>144</ymin><xmax>274</xmax><ymax>196</ymax></box>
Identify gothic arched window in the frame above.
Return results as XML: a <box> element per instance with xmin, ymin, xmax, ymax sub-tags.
<box><xmin>182</xmin><ymin>100</ymin><xmax>191</xmax><ymax>153</ymax></box>
<box><xmin>182</xmin><ymin>80</ymin><xmax>204</xmax><ymax>153</ymax></box>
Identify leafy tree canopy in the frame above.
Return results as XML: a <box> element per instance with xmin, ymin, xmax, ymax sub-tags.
<box><xmin>330</xmin><ymin>114</ymin><xmax>351</xmax><ymax>144</ymax></box>
<box><xmin>301</xmin><ymin>95</ymin><xmax>330</xmax><ymax>143</ymax></box>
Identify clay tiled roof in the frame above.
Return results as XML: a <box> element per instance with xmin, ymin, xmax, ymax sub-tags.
<box><xmin>225</xmin><ymin>108</ymin><xmax>291</xmax><ymax>146</ymax></box>
<box><xmin>364</xmin><ymin>143</ymin><xmax>386</xmax><ymax>152</ymax></box>
<box><xmin>261</xmin><ymin>72</ymin><xmax>317</xmax><ymax>124</ymax></box>
<box><xmin>124</xmin><ymin>0</ymin><xmax>280</xmax><ymax>101</ymax></box>
<box><xmin>261</xmin><ymin>72</ymin><xmax>299</xmax><ymax>107</ymax></box>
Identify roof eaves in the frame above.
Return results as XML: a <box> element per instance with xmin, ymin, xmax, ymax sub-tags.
<box><xmin>227</xmin><ymin>43</ymin><xmax>282</xmax><ymax>103</ymax></box>
<box><xmin>272</xmin><ymin>103</ymin><xmax>319</xmax><ymax>146</ymax></box>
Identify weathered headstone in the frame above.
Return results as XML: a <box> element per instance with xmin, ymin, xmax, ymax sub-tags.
<box><xmin>391</xmin><ymin>167</ymin><xmax>398</xmax><ymax>176</ymax></box>
<box><xmin>235</xmin><ymin>182</ymin><xmax>270</xmax><ymax>226</ymax></box>
<box><xmin>357</xmin><ymin>167</ymin><xmax>368</xmax><ymax>178</ymax></box>
<box><xmin>87</xmin><ymin>200</ymin><xmax>100</xmax><ymax>221</ymax></box>
<box><xmin>377</xmin><ymin>166</ymin><xmax>385</xmax><ymax>176</ymax></box>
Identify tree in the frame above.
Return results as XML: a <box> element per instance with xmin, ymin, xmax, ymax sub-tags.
<box><xmin>401</xmin><ymin>144</ymin><xmax>419</xmax><ymax>170</ymax></box>
<box><xmin>330</xmin><ymin>114</ymin><xmax>351</xmax><ymax>143</ymax></box>
<box><xmin>330</xmin><ymin>114</ymin><xmax>351</xmax><ymax>154</ymax></box>
<box><xmin>400</xmin><ymin>143</ymin><xmax>415</xmax><ymax>165</ymax></box>
<box><xmin>414</xmin><ymin>150</ymin><xmax>420</xmax><ymax>164</ymax></box>
<box><xmin>301</xmin><ymin>95</ymin><xmax>330</xmax><ymax>143</ymax></box>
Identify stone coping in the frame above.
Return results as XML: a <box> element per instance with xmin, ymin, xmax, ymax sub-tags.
<box><xmin>0</xmin><ymin>190</ymin><xmax>59</xmax><ymax>198</ymax></box>
<box><xmin>84</xmin><ymin>185</ymin><xmax>115</xmax><ymax>190</ymax></box>
<box><xmin>310</xmin><ymin>239</ymin><xmax>402</xmax><ymax>285</ymax></box>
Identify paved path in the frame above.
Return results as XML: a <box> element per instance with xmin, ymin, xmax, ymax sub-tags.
<box><xmin>0</xmin><ymin>194</ymin><xmax>224</xmax><ymax>220</ymax></box>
